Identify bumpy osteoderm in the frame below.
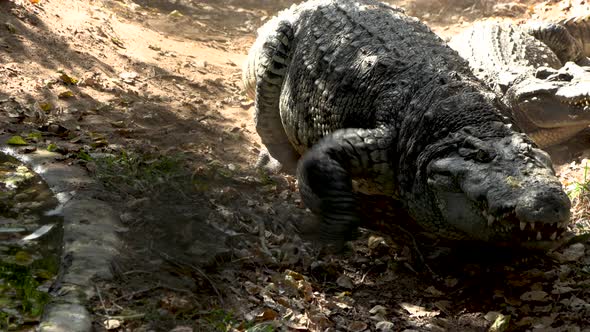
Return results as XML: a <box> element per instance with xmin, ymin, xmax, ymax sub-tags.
<box><xmin>244</xmin><ymin>0</ymin><xmax>571</xmax><ymax>250</ymax></box>
<box><xmin>450</xmin><ymin>21</ymin><xmax>590</xmax><ymax>148</ymax></box>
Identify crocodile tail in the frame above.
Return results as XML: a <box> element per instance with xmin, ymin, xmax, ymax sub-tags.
<box><xmin>242</xmin><ymin>44</ymin><xmax>258</xmax><ymax>100</ymax></box>
<box><xmin>242</xmin><ymin>14</ymin><xmax>288</xmax><ymax>100</ymax></box>
<box><xmin>557</xmin><ymin>15</ymin><xmax>590</xmax><ymax>58</ymax></box>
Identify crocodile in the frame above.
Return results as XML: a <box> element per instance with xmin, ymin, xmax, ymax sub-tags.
<box><xmin>526</xmin><ymin>15</ymin><xmax>590</xmax><ymax>65</ymax></box>
<box><xmin>449</xmin><ymin>20</ymin><xmax>590</xmax><ymax>148</ymax></box>
<box><xmin>243</xmin><ymin>0</ymin><xmax>571</xmax><ymax>250</ymax></box>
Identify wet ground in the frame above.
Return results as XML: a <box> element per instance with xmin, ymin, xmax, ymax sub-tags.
<box><xmin>0</xmin><ymin>152</ymin><xmax>61</xmax><ymax>330</ymax></box>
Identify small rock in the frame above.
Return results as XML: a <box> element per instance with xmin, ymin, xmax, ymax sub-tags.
<box><xmin>375</xmin><ymin>321</ymin><xmax>394</xmax><ymax>332</ymax></box>
<box><xmin>18</xmin><ymin>146</ymin><xmax>36</xmax><ymax>154</ymax></box>
<box><xmin>336</xmin><ymin>275</ymin><xmax>354</xmax><ymax>290</ymax></box>
<box><xmin>194</xmin><ymin>60</ymin><xmax>208</xmax><ymax>68</ymax></box>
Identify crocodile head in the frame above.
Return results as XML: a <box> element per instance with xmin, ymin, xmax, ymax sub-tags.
<box><xmin>419</xmin><ymin>127</ymin><xmax>571</xmax><ymax>250</ymax></box>
<box><xmin>506</xmin><ymin>62</ymin><xmax>590</xmax><ymax>147</ymax></box>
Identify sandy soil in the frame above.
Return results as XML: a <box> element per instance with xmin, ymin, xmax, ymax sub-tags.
<box><xmin>2</xmin><ymin>0</ymin><xmax>590</xmax><ymax>331</ymax></box>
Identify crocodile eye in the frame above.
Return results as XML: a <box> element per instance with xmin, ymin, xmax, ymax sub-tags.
<box><xmin>459</xmin><ymin>147</ymin><xmax>495</xmax><ymax>162</ymax></box>
<box><xmin>458</xmin><ymin>137</ymin><xmax>496</xmax><ymax>162</ymax></box>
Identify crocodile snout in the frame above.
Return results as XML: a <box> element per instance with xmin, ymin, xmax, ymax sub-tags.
<box><xmin>515</xmin><ymin>186</ymin><xmax>571</xmax><ymax>226</ymax></box>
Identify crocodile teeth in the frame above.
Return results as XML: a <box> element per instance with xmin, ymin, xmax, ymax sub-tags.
<box><xmin>536</xmin><ymin>231</ymin><xmax>542</xmax><ymax>241</ymax></box>
<box><xmin>550</xmin><ymin>232</ymin><xmax>557</xmax><ymax>241</ymax></box>
<box><xmin>520</xmin><ymin>222</ymin><xmax>526</xmax><ymax>231</ymax></box>
<box><xmin>487</xmin><ymin>215</ymin><xmax>495</xmax><ymax>226</ymax></box>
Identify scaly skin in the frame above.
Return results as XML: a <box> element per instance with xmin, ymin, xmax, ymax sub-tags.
<box><xmin>527</xmin><ymin>15</ymin><xmax>590</xmax><ymax>63</ymax></box>
<box><xmin>243</xmin><ymin>0</ymin><xmax>571</xmax><ymax>250</ymax></box>
<box><xmin>449</xmin><ymin>21</ymin><xmax>590</xmax><ymax>148</ymax></box>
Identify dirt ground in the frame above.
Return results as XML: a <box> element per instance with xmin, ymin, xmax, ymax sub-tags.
<box><xmin>2</xmin><ymin>0</ymin><xmax>590</xmax><ymax>331</ymax></box>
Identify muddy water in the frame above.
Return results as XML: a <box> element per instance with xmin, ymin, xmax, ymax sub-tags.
<box><xmin>0</xmin><ymin>152</ymin><xmax>62</xmax><ymax>330</ymax></box>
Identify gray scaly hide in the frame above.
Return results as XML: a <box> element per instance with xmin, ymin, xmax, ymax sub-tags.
<box><xmin>244</xmin><ymin>0</ymin><xmax>571</xmax><ymax>250</ymax></box>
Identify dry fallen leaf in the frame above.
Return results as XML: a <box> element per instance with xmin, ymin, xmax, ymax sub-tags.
<box><xmin>520</xmin><ymin>290</ymin><xmax>549</xmax><ymax>302</ymax></box>
<box><xmin>58</xmin><ymin>90</ymin><xmax>74</xmax><ymax>98</ymax></box>
<box><xmin>400</xmin><ymin>303</ymin><xmax>440</xmax><ymax>318</ymax></box>
<box><xmin>347</xmin><ymin>320</ymin><xmax>368</xmax><ymax>332</ymax></box>
<box><xmin>336</xmin><ymin>275</ymin><xmax>354</xmax><ymax>290</ymax></box>
<box><xmin>424</xmin><ymin>286</ymin><xmax>444</xmax><ymax>297</ymax></box>
<box><xmin>103</xmin><ymin>319</ymin><xmax>121</xmax><ymax>330</ymax></box>
<box><xmin>256</xmin><ymin>308</ymin><xmax>278</xmax><ymax>322</ymax></box>
<box><xmin>488</xmin><ymin>314</ymin><xmax>510</xmax><ymax>332</ymax></box>
<box><xmin>59</xmin><ymin>73</ymin><xmax>79</xmax><ymax>85</ymax></box>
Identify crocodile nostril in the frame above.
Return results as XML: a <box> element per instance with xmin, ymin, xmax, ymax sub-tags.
<box><xmin>515</xmin><ymin>188</ymin><xmax>571</xmax><ymax>224</ymax></box>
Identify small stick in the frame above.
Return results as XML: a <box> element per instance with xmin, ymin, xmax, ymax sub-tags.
<box><xmin>158</xmin><ymin>251</ymin><xmax>224</xmax><ymax>305</ymax></box>
<box><xmin>94</xmin><ymin>284</ymin><xmax>109</xmax><ymax>316</ymax></box>
<box><xmin>98</xmin><ymin>313</ymin><xmax>145</xmax><ymax>320</ymax></box>
<box><xmin>112</xmin><ymin>284</ymin><xmax>160</xmax><ymax>302</ymax></box>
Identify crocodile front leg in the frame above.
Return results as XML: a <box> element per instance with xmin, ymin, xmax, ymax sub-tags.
<box><xmin>297</xmin><ymin>127</ymin><xmax>395</xmax><ymax>251</ymax></box>
<box><xmin>245</xmin><ymin>20</ymin><xmax>300</xmax><ymax>174</ymax></box>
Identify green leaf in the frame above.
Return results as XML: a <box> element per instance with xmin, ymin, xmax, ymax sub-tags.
<box><xmin>27</xmin><ymin>132</ymin><xmax>42</xmax><ymax>141</ymax></box>
<box><xmin>77</xmin><ymin>151</ymin><xmax>93</xmax><ymax>162</ymax></box>
<box><xmin>7</xmin><ymin>136</ymin><xmax>28</xmax><ymax>146</ymax></box>
<box><xmin>46</xmin><ymin>144</ymin><xmax>57</xmax><ymax>152</ymax></box>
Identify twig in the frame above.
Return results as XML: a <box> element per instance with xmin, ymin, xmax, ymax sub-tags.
<box><xmin>98</xmin><ymin>313</ymin><xmax>145</xmax><ymax>320</ymax></box>
<box><xmin>122</xmin><ymin>269</ymin><xmax>152</xmax><ymax>275</ymax></box>
<box><xmin>256</xmin><ymin>217</ymin><xmax>277</xmax><ymax>264</ymax></box>
<box><xmin>95</xmin><ymin>284</ymin><xmax>109</xmax><ymax>316</ymax></box>
<box><xmin>392</xmin><ymin>224</ymin><xmax>441</xmax><ymax>281</ymax></box>
<box><xmin>112</xmin><ymin>284</ymin><xmax>161</xmax><ymax>302</ymax></box>
<box><xmin>360</xmin><ymin>266</ymin><xmax>375</xmax><ymax>283</ymax></box>
<box><xmin>158</xmin><ymin>251</ymin><xmax>224</xmax><ymax>305</ymax></box>
<box><xmin>160</xmin><ymin>284</ymin><xmax>197</xmax><ymax>297</ymax></box>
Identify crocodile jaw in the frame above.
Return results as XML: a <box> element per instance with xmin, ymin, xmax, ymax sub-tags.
<box><xmin>425</xmin><ymin>133</ymin><xmax>571</xmax><ymax>247</ymax></box>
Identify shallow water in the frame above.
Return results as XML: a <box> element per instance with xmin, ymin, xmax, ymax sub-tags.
<box><xmin>0</xmin><ymin>152</ymin><xmax>63</xmax><ymax>330</ymax></box>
